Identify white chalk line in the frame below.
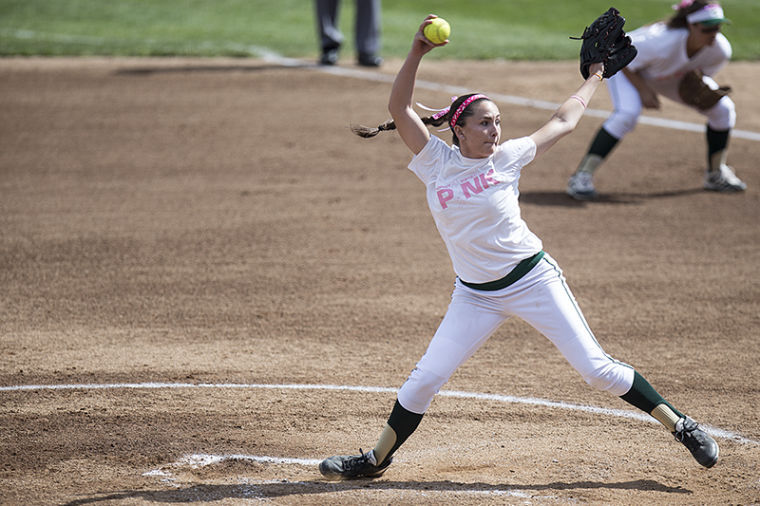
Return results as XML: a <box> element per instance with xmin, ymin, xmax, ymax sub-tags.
<box><xmin>300</xmin><ymin>60</ymin><xmax>760</xmax><ymax>141</ymax></box>
<box><xmin>144</xmin><ymin>453</ymin><xmax>543</xmax><ymax>499</ymax></box>
<box><xmin>5</xmin><ymin>381</ymin><xmax>754</xmax><ymax>499</ymax></box>
<box><xmin>2</xmin><ymin>381</ymin><xmax>757</xmax><ymax>446</ymax></box>
<box><xmin>3</xmin><ymin>28</ymin><xmax>759</xmax><ymax>142</ymax></box>
<box><xmin>260</xmin><ymin>45</ymin><xmax>760</xmax><ymax>141</ymax></box>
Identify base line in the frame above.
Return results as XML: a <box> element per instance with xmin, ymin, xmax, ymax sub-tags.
<box><xmin>145</xmin><ymin>453</ymin><xmax>541</xmax><ymax>499</ymax></box>
<box><xmin>263</xmin><ymin>54</ymin><xmax>760</xmax><ymax>142</ymax></box>
<box><xmin>2</xmin><ymin>29</ymin><xmax>759</xmax><ymax>141</ymax></box>
<box><xmin>2</xmin><ymin>381</ymin><xmax>757</xmax><ymax>445</ymax></box>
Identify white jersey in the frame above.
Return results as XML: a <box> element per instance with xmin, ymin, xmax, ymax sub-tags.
<box><xmin>627</xmin><ymin>22</ymin><xmax>731</xmax><ymax>82</ymax></box>
<box><xmin>408</xmin><ymin>135</ymin><xmax>542</xmax><ymax>284</ymax></box>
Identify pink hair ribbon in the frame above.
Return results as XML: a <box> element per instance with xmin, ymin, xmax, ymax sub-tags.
<box><xmin>415</xmin><ymin>96</ymin><xmax>459</xmax><ymax>121</ymax></box>
<box><xmin>415</xmin><ymin>102</ymin><xmax>451</xmax><ymax>120</ymax></box>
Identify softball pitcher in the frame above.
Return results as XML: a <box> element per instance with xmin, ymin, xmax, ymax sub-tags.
<box><xmin>319</xmin><ymin>14</ymin><xmax>719</xmax><ymax>480</ymax></box>
<box><xmin>567</xmin><ymin>0</ymin><xmax>744</xmax><ymax>200</ymax></box>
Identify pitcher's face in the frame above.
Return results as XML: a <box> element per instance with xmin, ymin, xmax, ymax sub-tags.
<box><xmin>455</xmin><ymin>101</ymin><xmax>501</xmax><ymax>159</ymax></box>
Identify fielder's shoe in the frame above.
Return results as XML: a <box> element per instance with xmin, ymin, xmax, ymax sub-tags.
<box><xmin>319</xmin><ymin>449</ymin><xmax>392</xmax><ymax>480</ymax></box>
<box><xmin>673</xmin><ymin>416</ymin><xmax>719</xmax><ymax>468</ymax></box>
<box><xmin>704</xmin><ymin>165</ymin><xmax>747</xmax><ymax>192</ymax></box>
<box><xmin>566</xmin><ymin>171</ymin><xmax>597</xmax><ymax>200</ymax></box>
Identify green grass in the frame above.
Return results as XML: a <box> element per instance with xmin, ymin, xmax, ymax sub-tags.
<box><xmin>0</xmin><ymin>0</ymin><xmax>757</xmax><ymax>60</ymax></box>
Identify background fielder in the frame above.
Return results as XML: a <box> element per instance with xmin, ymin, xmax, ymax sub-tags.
<box><xmin>567</xmin><ymin>0</ymin><xmax>745</xmax><ymax>200</ymax></box>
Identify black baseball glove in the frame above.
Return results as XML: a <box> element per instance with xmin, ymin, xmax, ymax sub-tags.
<box><xmin>572</xmin><ymin>7</ymin><xmax>638</xmax><ymax>79</ymax></box>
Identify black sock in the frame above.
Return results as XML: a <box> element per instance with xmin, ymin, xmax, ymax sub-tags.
<box><xmin>381</xmin><ymin>399</ymin><xmax>423</xmax><ymax>465</ymax></box>
<box><xmin>706</xmin><ymin>125</ymin><xmax>730</xmax><ymax>170</ymax></box>
<box><xmin>588</xmin><ymin>127</ymin><xmax>620</xmax><ymax>158</ymax></box>
<box><xmin>620</xmin><ymin>370</ymin><xmax>683</xmax><ymax>418</ymax></box>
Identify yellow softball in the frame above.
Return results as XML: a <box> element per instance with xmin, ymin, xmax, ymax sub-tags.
<box><xmin>424</xmin><ymin>17</ymin><xmax>450</xmax><ymax>45</ymax></box>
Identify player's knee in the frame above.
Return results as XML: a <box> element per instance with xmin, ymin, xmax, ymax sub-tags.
<box><xmin>582</xmin><ymin>363</ymin><xmax>632</xmax><ymax>396</ymax></box>
<box><xmin>707</xmin><ymin>97</ymin><xmax>736</xmax><ymax>130</ymax></box>
<box><xmin>397</xmin><ymin>367</ymin><xmax>447</xmax><ymax>414</ymax></box>
<box><xmin>603</xmin><ymin>111</ymin><xmax>638</xmax><ymax>138</ymax></box>
<box><xmin>584</xmin><ymin>373</ymin><xmax>613</xmax><ymax>391</ymax></box>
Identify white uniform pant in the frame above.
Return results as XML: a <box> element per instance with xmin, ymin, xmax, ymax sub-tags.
<box><xmin>603</xmin><ymin>72</ymin><xmax>736</xmax><ymax>139</ymax></box>
<box><xmin>397</xmin><ymin>254</ymin><xmax>635</xmax><ymax>414</ymax></box>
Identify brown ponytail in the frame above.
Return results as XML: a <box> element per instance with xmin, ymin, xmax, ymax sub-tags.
<box><xmin>351</xmin><ymin>114</ymin><xmax>449</xmax><ymax>138</ymax></box>
<box><xmin>351</xmin><ymin>120</ymin><xmax>397</xmax><ymax>138</ymax></box>
<box><xmin>350</xmin><ymin>93</ymin><xmax>489</xmax><ymax>147</ymax></box>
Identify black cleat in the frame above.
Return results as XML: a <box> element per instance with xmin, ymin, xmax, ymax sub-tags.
<box><xmin>319</xmin><ymin>449</ymin><xmax>392</xmax><ymax>480</ymax></box>
<box><xmin>673</xmin><ymin>416</ymin><xmax>719</xmax><ymax>468</ymax></box>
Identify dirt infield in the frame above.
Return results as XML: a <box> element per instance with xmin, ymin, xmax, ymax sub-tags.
<box><xmin>1</xmin><ymin>57</ymin><xmax>759</xmax><ymax>505</ymax></box>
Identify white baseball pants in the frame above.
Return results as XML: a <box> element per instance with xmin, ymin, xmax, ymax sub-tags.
<box><xmin>397</xmin><ymin>254</ymin><xmax>635</xmax><ymax>414</ymax></box>
<box><xmin>602</xmin><ymin>71</ymin><xmax>736</xmax><ymax>139</ymax></box>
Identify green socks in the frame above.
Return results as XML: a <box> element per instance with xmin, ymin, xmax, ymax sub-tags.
<box><xmin>575</xmin><ymin>127</ymin><xmax>619</xmax><ymax>175</ymax></box>
<box><xmin>620</xmin><ymin>371</ymin><xmax>684</xmax><ymax>431</ymax></box>
<box><xmin>372</xmin><ymin>399</ymin><xmax>424</xmax><ymax>465</ymax></box>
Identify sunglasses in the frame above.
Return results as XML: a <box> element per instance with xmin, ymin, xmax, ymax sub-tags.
<box><xmin>700</xmin><ymin>24</ymin><xmax>721</xmax><ymax>34</ymax></box>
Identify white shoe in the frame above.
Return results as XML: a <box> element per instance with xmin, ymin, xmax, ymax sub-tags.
<box><xmin>704</xmin><ymin>165</ymin><xmax>747</xmax><ymax>192</ymax></box>
<box><xmin>566</xmin><ymin>171</ymin><xmax>597</xmax><ymax>200</ymax></box>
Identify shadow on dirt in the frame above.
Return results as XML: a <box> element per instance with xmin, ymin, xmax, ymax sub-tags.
<box><xmin>520</xmin><ymin>188</ymin><xmax>704</xmax><ymax>207</ymax></box>
<box><xmin>61</xmin><ymin>478</ymin><xmax>691</xmax><ymax>504</ymax></box>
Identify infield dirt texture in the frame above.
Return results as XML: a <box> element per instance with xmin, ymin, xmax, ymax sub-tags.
<box><xmin>1</xmin><ymin>57</ymin><xmax>759</xmax><ymax>505</ymax></box>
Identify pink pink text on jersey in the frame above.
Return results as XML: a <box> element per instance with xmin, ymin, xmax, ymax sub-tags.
<box><xmin>437</xmin><ymin>168</ymin><xmax>500</xmax><ymax>209</ymax></box>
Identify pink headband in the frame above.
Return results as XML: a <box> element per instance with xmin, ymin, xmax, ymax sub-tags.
<box><xmin>450</xmin><ymin>94</ymin><xmax>489</xmax><ymax>128</ymax></box>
